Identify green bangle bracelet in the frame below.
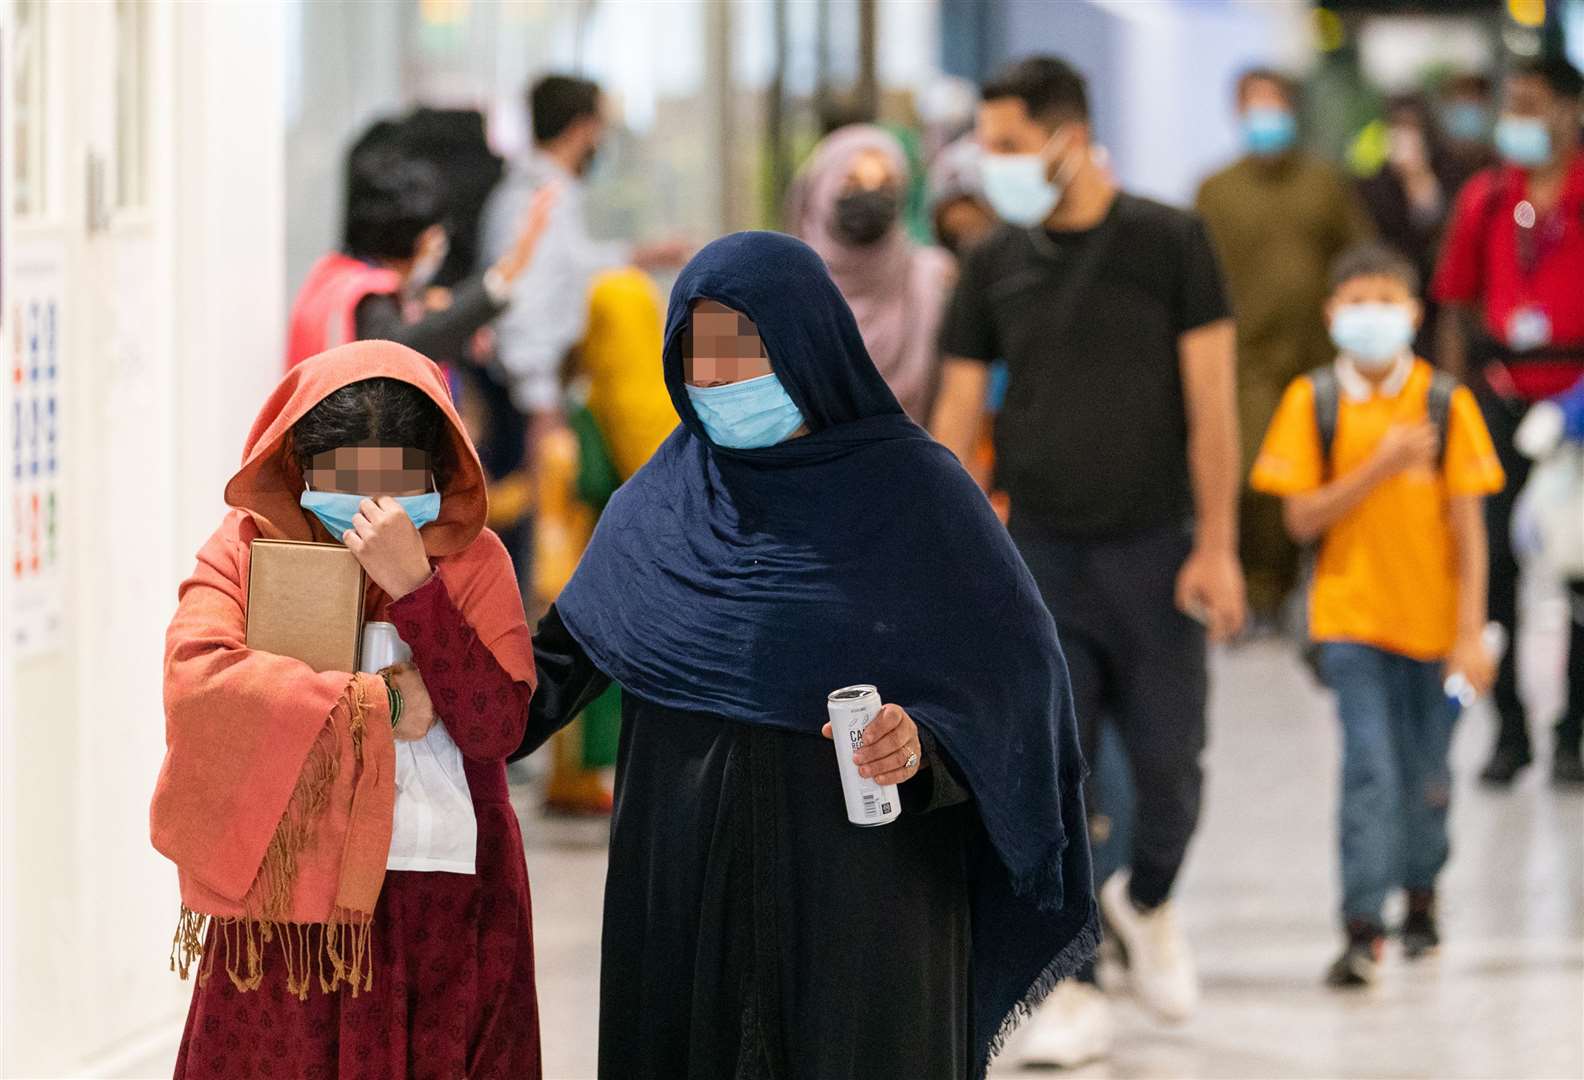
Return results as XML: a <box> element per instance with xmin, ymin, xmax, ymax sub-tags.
<box><xmin>384</xmin><ymin>678</ymin><xmax>403</xmax><ymax>729</ymax></box>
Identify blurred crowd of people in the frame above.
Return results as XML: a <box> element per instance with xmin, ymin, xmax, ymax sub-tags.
<box><xmin>275</xmin><ymin>46</ymin><xmax>1583</xmax><ymax>1071</ymax></box>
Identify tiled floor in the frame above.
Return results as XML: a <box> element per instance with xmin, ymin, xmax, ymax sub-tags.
<box><xmin>524</xmin><ymin>636</ymin><xmax>1584</xmax><ymax>1080</ymax></box>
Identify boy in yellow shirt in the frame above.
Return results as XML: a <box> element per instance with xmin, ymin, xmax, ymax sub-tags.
<box><xmin>1251</xmin><ymin>244</ymin><xmax>1505</xmax><ymax>988</ymax></box>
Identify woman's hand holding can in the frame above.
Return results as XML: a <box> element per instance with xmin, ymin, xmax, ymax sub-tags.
<box><xmin>820</xmin><ymin>702</ymin><xmax>923</xmax><ymax>786</ymax></box>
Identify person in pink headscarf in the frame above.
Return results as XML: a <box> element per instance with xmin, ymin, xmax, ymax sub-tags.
<box><xmin>788</xmin><ymin>124</ymin><xmax>956</xmax><ymax>422</ymax></box>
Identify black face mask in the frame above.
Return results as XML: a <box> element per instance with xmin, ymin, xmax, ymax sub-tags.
<box><xmin>831</xmin><ymin>189</ymin><xmax>899</xmax><ymax>246</ymax></box>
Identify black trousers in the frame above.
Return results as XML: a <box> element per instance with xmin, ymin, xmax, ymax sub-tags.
<box><xmin>1012</xmin><ymin>520</ymin><xmax>1208</xmax><ymax>908</ymax></box>
<box><xmin>1474</xmin><ymin>384</ymin><xmax>1584</xmax><ymax>756</ymax></box>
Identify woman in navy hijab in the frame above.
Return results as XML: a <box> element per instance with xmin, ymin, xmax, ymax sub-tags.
<box><xmin>520</xmin><ymin>231</ymin><xmax>1096</xmax><ymax>1079</ymax></box>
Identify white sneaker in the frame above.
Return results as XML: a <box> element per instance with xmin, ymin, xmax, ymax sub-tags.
<box><xmin>1100</xmin><ymin>870</ymin><xmax>1199</xmax><ymax>1023</ymax></box>
<box><xmin>1015</xmin><ymin>979</ymin><xmax>1114</xmax><ymax>1069</ymax></box>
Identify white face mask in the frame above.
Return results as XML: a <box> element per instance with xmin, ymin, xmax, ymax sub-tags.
<box><xmin>980</xmin><ymin>127</ymin><xmax>1082</xmax><ymax>228</ymax></box>
<box><xmin>1330</xmin><ymin>302</ymin><xmax>1415</xmax><ymax>368</ymax></box>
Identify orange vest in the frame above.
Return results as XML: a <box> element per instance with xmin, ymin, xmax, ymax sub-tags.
<box><xmin>285</xmin><ymin>253</ymin><xmax>402</xmax><ymax>370</ymax></box>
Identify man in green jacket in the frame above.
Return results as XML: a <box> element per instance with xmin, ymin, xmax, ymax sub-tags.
<box><xmin>1197</xmin><ymin>67</ymin><xmax>1374</xmax><ymax>626</ymax></box>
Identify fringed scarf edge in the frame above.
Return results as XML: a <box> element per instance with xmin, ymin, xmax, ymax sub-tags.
<box><xmin>977</xmin><ymin>899</ymin><xmax>1103</xmax><ymax>1080</ymax></box>
<box><xmin>168</xmin><ymin>906</ymin><xmax>377</xmax><ymax>1000</ymax></box>
<box><xmin>166</xmin><ymin>674</ymin><xmax>381</xmax><ymax>1000</ymax></box>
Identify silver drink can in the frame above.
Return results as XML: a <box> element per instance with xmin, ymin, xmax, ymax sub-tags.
<box><xmin>827</xmin><ymin>684</ymin><xmax>902</xmax><ymax>827</ymax></box>
<box><xmin>360</xmin><ymin>621</ymin><xmax>413</xmax><ymax>674</ymax></box>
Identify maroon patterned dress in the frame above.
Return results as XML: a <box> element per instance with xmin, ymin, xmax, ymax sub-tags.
<box><xmin>174</xmin><ymin>575</ymin><xmax>540</xmax><ymax>1080</ymax></box>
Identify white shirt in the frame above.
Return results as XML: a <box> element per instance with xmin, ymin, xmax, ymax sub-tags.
<box><xmin>362</xmin><ymin>622</ymin><xmax>477</xmax><ymax>874</ymax></box>
<box><xmin>387</xmin><ymin>722</ymin><xmax>477</xmax><ymax>874</ymax></box>
<box><xmin>478</xmin><ymin>151</ymin><xmax>630</xmax><ymax>413</ymax></box>
<box><xmin>1335</xmin><ymin>350</ymin><xmax>1414</xmax><ymax>402</ymax></box>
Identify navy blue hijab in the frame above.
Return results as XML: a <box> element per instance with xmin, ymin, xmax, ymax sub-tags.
<box><xmin>557</xmin><ymin>231</ymin><xmax>1097</xmax><ymax>1074</ymax></box>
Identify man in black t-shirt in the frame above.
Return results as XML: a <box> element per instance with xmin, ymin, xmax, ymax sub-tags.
<box><xmin>931</xmin><ymin>56</ymin><xmax>1245</xmax><ymax>1068</ymax></box>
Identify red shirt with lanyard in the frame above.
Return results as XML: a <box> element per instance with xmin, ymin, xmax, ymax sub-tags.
<box><xmin>1432</xmin><ymin>151</ymin><xmax>1584</xmax><ymax>401</ymax></box>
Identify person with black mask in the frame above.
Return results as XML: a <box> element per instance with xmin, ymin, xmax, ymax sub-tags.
<box><xmin>788</xmin><ymin>124</ymin><xmax>955</xmax><ymax>422</ymax></box>
<box><xmin>479</xmin><ymin>74</ymin><xmax>690</xmax><ymax>455</ymax></box>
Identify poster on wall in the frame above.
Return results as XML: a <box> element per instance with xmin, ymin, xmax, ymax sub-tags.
<box><xmin>7</xmin><ymin>250</ymin><xmax>65</xmax><ymax>658</ymax></box>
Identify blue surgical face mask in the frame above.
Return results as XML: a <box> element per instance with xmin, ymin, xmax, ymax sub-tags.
<box><xmin>1329</xmin><ymin>302</ymin><xmax>1416</xmax><ymax>368</ymax></box>
<box><xmin>300</xmin><ymin>488</ymin><xmax>442</xmax><ymax>540</ymax></box>
<box><xmin>1439</xmin><ymin>101</ymin><xmax>1490</xmax><ymax>143</ymax></box>
<box><xmin>1242</xmin><ymin>107</ymin><xmax>1297</xmax><ymax>156</ymax></box>
<box><xmin>1494</xmin><ymin>114</ymin><xmax>1552</xmax><ymax>168</ymax></box>
<box><xmin>979</xmin><ymin>127</ymin><xmax>1078</xmax><ymax>228</ymax></box>
<box><xmin>686</xmin><ymin>372</ymin><xmax>806</xmax><ymax>449</ymax></box>
<box><xmin>980</xmin><ymin>152</ymin><xmax>1061</xmax><ymax>227</ymax></box>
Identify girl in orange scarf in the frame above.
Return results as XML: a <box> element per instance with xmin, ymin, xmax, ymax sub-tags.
<box><xmin>151</xmin><ymin>340</ymin><xmax>540</xmax><ymax>1078</ymax></box>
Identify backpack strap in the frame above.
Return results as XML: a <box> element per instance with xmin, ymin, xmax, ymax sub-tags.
<box><xmin>1426</xmin><ymin>368</ymin><xmax>1459</xmax><ymax>466</ymax></box>
<box><xmin>1307</xmin><ymin>365</ymin><xmax>1341</xmax><ymax>479</ymax></box>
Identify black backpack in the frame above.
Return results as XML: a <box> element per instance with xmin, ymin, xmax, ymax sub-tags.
<box><xmin>1296</xmin><ymin>363</ymin><xmax>1459</xmax><ymax>679</ymax></box>
<box><xmin>1306</xmin><ymin>363</ymin><xmax>1459</xmax><ymax>475</ymax></box>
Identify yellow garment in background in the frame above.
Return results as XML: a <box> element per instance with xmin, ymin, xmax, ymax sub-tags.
<box><xmin>533</xmin><ymin>268</ymin><xmax>675</xmax><ymax>605</ymax></box>
<box><xmin>538</xmin><ymin>267</ymin><xmax>676</xmax><ymax>812</ymax></box>
<box><xmin>581</xmin><ymin>268</ymin><xmax>678</xmax><ymax>480</ymax></box>
<box><xmin>531</xmin><ymin>426</ymin><xmax>593</xmax><ymax>605</ymax></box>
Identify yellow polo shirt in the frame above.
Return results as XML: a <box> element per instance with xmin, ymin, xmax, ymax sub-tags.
<box><xmin>1251</xmin><ymin>358</ymin><xmax>1505</xmax><ymax>660</ymax></box>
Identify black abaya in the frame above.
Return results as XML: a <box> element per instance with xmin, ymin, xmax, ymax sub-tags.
<box><xmin>523</xmin><ymin>605</ymin><xmax>977</xmax><ymax>1080</ymax></box>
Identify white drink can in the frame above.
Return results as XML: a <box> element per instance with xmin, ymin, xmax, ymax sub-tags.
<box><xmin>360</xmin><ymin>621</ymin><xmax>413</xmax><ymax>673</ymax></box>
<box><xmin>827</xmin><ymin>684</ymin><xmax>902</xmax><ymax>827</ymax></box>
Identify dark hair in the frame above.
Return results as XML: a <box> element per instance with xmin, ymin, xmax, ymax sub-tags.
<box><xmin>1235</xmin><ymin>66</ymin><xmax>1299</xmax><ymax>109</ymax></box>
<box><xmin>387</xmin><ymin>107</ymin><xmax>504</xmax><ymax>287</ymax></box>
<box><xmin>1509</xmin><ymin>54</ymin><xmax>1584</xmax><ymax>102</ymax></box>
<box><xmin>530</xmin><ymin>74</ymin><xmax>602</xmax><ymax>144</ymax></box>
<box><xmin>1329</xmin><ymin>243</ymin><xmax>1420</xmax><ymax>294</ymax></box>
<box><xmin>981</xmin><ymin>56</ymin><xmax>1089</xmax><ymax>125</ymax></box>
<box><xmin>342</xmin><ymin>132</ymin><xmax>446</xmax><ymax>260</ymax></box>
<box><xmin>292</xmin><ymin>378</ymin><xmax>452</xmax><ymax>487</ymax></box>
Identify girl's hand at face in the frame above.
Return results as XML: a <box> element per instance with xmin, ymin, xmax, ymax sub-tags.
<box><xmin>344</xmin><ymin>496</ymin><xmax>433</xmax><ymax>600</ymax></box>
<box><xmin>385</xmin><ymin>662</ymin><xmax>435</xmax><ymax>741</ymax></box>
<box><xmin>819</xmin><ymin>703</ymin><xmax>924</xmax><ymax>787</ymax></box>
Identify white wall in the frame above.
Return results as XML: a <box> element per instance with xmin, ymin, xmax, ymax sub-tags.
<box><xmin>1</xmin><ymin>2</ymin><xmax>286</xmax><ymax>1075</ymax></box>
<box><xmin>1107</xmin><ymin>0</ymin><xmax>1312</xmax><ymax>208</ymax></box>
<box><xmin>283</xmin><ymin>0</ymin><xmax>406</xmax><ymax>314</ymax></box>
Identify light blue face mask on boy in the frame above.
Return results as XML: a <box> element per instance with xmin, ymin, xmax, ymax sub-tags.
<box><xmin>1329</xmin><ymin>302</ymin><xmax>1415</xmax><ymax>368</ymax></box>
<box><xmin>686</xmin><ymin>373</ymin><xmax>806</xmax><ymax>449</ymax></box>
<box><xmin>300</xmin><ymin>488</ymin><xmax>442</xmax><ymax>539</ymax></box>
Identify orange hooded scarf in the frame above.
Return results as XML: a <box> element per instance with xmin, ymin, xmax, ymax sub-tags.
<box><xmin>151</xmin><ymin>340</ymin><xmax>534</xmax><ymax>999</ymax></box>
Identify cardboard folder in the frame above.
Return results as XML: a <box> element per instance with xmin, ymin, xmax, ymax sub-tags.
<box><xmin>245</xmin><ymin>539</ymin><xmax>366</xmax><ymax>673</ymax></box>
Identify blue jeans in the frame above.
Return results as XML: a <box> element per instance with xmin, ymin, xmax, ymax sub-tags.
<box><xmin>1318</xmin><ymin>642</ymin><xmax>1459</xmax><ymax>926</ymax></box>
